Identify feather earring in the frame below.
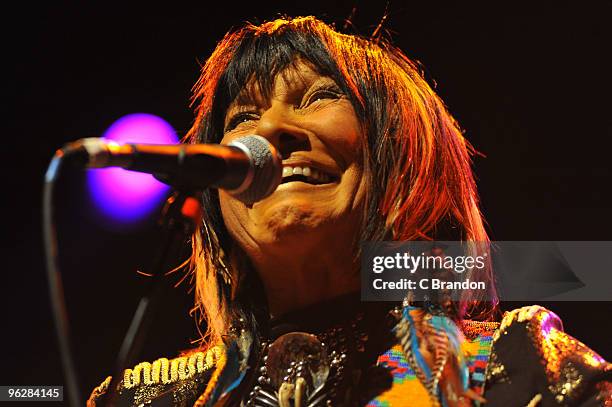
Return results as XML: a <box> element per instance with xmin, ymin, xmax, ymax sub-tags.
<box><xmin>394</xmin><ymin>302</ymin><xmax>470</xmax><ymax>407</ymax></box>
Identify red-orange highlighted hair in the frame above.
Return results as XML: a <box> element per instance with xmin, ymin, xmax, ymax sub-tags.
<box><xmin>185</xmin><ymin>16</ymin><xmax>496</xmax><ymax>345</ymax></box>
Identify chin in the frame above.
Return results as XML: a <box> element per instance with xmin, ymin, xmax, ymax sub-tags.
<box><xmin>259</xmin><ymin>203</ymin><xmax>325</xmax><ymax>241</ymax></box>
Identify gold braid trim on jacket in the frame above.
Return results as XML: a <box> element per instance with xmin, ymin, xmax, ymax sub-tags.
<box><xmin>86</xmin><ymin>345</ymin><xmax>225</xmax><ymax>406</ymax></box>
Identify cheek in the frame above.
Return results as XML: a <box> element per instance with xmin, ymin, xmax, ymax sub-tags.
<box><xmin>309</xmin><ymin>102</ymin><xmax>363</xmax><ymax>168</ymax></box>
<box><xmin>219</xmin><ymin>191</ymin><xmax>249</xmax><ymax>243</ymax></box>
<box><xmin>310</xmin><ymin>104</ymin><xmax>366</xmax><ymax>208</ymax></box>
<box><xmin>341</xmin><ymin>165</ymin><xmax>368</xmax><ymax>212</ymax></box>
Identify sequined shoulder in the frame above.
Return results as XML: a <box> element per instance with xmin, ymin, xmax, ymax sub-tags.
<box><xmin>485</xmin><ymin>306</ymin><xmax>611</xmax><ymax>406</ymax></box>
<box><xmin>87</xmin><ymin>345</ymin><xmax>225</xmax><ymax>407</ymax></box>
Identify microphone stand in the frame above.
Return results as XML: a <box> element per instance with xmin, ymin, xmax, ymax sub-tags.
<box><xmin>105</xmin><ymin>190</ymin><xmax>202</xmax><ymax>406</ymax></box>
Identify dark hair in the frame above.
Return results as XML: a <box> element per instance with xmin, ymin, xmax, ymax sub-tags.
<box><xmin>186</xmin><ymin>16</ymin><xmax>496</xmax><ymax>344</ymax></box>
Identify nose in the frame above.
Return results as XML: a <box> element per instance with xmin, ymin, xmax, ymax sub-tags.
<box><xmin>255</xmin><ymin>103</ymin><xmax>310</xmax><ymax>159</ymax></box>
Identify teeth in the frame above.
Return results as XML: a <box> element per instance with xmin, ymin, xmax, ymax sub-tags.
<box><xmin>281</xmin><ymin>166</ymin><xmax>333</xmax><ymax>183</ymax></box>
<box><xmin>282</xmin><ymin>167</ymin><xmax>293</xmax><ymax>177</ymax></box>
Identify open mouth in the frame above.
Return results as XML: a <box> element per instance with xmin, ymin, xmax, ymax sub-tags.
<box><xmin>281</xmin><ymin>165</ymin><xmax>337</xmax><ymax>185</ymax></box>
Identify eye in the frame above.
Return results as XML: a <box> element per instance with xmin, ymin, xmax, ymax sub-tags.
<box><xmin>224</xmin><ymin>111</ymin><xmax>259</xmax><ymax>132</ymax></box>
<box><xmin>302</xmin><ymin>86</ymin><xmax>343</xmax><ymax>107</ymax></box>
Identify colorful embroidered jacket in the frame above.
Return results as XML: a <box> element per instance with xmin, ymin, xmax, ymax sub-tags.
<box><xmin>88</xmin><ymin>306</ymin><xmax>611</xmax><ymax>406</ymax></box>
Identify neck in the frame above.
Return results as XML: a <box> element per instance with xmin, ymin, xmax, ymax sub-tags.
<box><xmin>249</xmin><ymin>242</ymin><xmax>361</xmax><ymax>317</ymax></box>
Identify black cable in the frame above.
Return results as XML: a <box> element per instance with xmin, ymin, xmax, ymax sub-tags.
<box><xmin>43</xmin><ymin>150</ymin><xmax>84</xmax><ymax>407</ymax></box>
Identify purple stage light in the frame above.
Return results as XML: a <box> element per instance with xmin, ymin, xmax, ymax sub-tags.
<box><xmin>87</xmin><ymin>113</ymin><xmax>179</xmax><ymax>223</ymax></box>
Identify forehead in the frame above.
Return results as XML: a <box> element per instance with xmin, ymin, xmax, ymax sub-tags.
<box><xmin>229</xmin><ymin>60</ymin><xmax>332</xmax><ymax>108</ymax></box>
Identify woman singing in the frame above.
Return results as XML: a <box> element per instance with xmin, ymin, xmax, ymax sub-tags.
<box><xmin>88</xmin><ymin>16</ymin><xmax>610</xmax><ymax>406</ymax></box>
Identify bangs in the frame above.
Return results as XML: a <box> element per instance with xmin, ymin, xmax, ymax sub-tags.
<box><xmin>205</xmin><ymin>21</ymin><xmax>352</xmax><ymax>143</ymax></box>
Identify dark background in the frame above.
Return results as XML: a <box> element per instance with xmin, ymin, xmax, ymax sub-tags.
<box><xmin>4</xmin><ymin>1</ymin><xmax>611</xmax><ymax>404</ymax></box>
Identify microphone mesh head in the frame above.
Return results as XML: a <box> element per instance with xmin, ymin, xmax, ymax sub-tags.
<box><xmin>229</xmin><ymin>135</ymin><xmax>282</xmax><ymax>204</ymax></box>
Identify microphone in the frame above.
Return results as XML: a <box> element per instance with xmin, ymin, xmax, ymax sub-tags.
<box><xmin>62</xmin><ymin>135</ymin><xmax>282</xmax><ymax>204</ymax></box>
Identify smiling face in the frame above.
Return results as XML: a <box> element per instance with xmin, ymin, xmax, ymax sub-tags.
<box><xmin>218</xmin><ymin>61</ymin><xmax>368</xmax><ymax>267</ymax></box>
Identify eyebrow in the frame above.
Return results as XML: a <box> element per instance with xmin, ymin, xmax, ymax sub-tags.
<box><xmin>234</xmin><ymin>88</ymin><xmax>261</xmax><ymax>107</ymax></box>
<box><xmin>226</xmin><ymin>74</ymin><xmax>340</xmax><ymax>116</ymax></box>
